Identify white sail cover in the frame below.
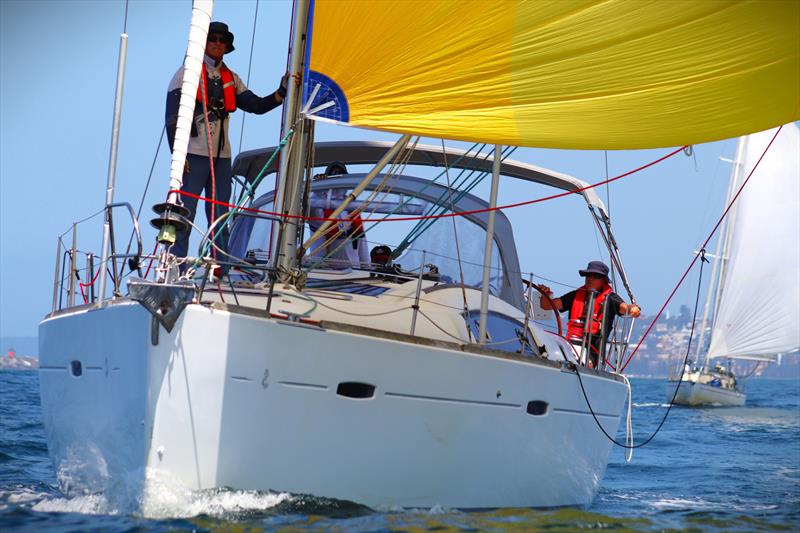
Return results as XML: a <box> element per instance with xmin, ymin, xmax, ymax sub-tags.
<box><xmin>707</xmin><ymin>123</ymin><xmax>800</xmax><ymax>361</ymax></box>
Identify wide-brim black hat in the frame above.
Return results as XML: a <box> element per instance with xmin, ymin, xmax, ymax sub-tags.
<box><xmin>579</xmin><ymin>260</ymin><xmax>610</xmax><ymax>278</ymax></box>
<box><xmin>325</xmin><ymin>161</ymin><xmax>348</xmax><ymax>176</ymax></box>
<box><xmin>208</xmin><ymin>21</ymin><xmax>235</xmax><ymax>53</ymax></box>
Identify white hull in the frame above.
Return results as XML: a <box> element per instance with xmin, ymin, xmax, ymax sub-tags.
<box><xmin>40</xmin><ymin>300</ymin><xmax>627</xmax><ymax>510</ymax></box>
<box><xmin>669</xmin><ymin>378</ymin><xmax>745</xmax><ymax>407</ymax></box>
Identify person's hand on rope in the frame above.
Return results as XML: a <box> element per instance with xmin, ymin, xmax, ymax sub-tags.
<box><xmin>536</xmin><ymin>284</ymin><xmax>554</xmax><ymax>297</ymax></box>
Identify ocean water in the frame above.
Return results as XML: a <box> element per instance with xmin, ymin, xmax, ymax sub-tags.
<box><xmin>1</xmin><ymin>370</ymin><xmax>798</xmax><ymax>532</ymax></box>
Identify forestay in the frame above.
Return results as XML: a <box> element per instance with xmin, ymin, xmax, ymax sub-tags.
<box><xmin>706</xmin><ymin>124</ymin><xmax>800</xmax><ymax>361</ymax></box>
<box><xmin>303</xmin><ymin>0</ymin><xmax>799</xmax><ymax>149</ymax></box>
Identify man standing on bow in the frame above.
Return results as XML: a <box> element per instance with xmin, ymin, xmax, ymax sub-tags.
<box><xmin>537</xmin><ymin>260</ymin><xmax>641</xmax><ymax>368</ymax></box>
<box><xmin>165</xmin><ymin>21</ymin><xmax>288</xmax><ymax>261</ymax></box>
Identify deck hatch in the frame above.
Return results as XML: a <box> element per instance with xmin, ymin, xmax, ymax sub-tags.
<box><xmin>305</xmin><ymin>280</ymin><xmax>390</xmax><ymax>297</ymax></box>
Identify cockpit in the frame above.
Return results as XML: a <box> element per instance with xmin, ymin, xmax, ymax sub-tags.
<box><xmin>228</xmin><ymin>172</ymin><xmax>521</xmax><ymax>308</ymax></box>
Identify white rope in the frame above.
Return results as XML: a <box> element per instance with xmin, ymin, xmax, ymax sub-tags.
<box><xmin>622</xmin><ymin>374</ymin><xmax>634</xmax><ymax>463</ymax></box>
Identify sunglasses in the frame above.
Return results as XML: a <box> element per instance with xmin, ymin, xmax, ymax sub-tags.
<box><xmin>207</xmin><ymin>35</ymin><xmax>226</xmax><ymax>44</ymax></box>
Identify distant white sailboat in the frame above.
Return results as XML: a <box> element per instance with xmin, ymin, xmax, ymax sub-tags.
<box><xmin>670</xmin><ymin>123</ymin><xmax>800</xmax><ymax>407</ymax></box>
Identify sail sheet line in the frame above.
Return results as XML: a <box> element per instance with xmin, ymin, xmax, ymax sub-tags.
<box><xmin>620</xmin><ymin>125</ymin><xmax>786</xmax><ymax>373</ymax></box>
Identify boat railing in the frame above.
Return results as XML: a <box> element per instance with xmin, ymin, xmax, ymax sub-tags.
<box><xmin>51</xmin><ymin>202</ymin><xmax>144</xmax><ymax>312</ymax></box>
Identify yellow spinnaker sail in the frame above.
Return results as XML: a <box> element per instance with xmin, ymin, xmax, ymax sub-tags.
<box><xmin>304</xmin><ymin>0</ymin><xmax>799</xmax><ymax>149</ymax></box>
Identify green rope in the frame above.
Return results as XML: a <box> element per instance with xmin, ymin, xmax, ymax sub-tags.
<box><xmin>192</xmin><ymin>128</ymin><xmax>295</xmax><ymax>269</ymax></box>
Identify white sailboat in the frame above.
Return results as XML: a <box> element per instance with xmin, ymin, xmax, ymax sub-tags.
<box><xmin>670</xmin><ymin>123</ymin><xmax>800</xmax><ymax>407</ymax></box>
<box><xmin>38</xmin><ymin>0</ymin><xmax>798</xmax><ymax>512</ymax></box>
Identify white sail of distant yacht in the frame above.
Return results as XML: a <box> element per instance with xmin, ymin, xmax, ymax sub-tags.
<box><xmin>705</xmin><ymin>125</ymin><xmax>800</xmax><ymax>361</ymax></box>
<box><xmin>672</xmin><ymin>123</ymin><xmax>800</xmax><ymax>407</ymax></box>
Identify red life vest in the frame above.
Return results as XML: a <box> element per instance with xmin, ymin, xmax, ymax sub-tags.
<box><xmin>567</xmin><ymin>284</ymin><xmax>614</xmax><ymax>342</ymax></box>
<box><xmin>322</xmin><ymin>209</ymin><xmax>365</xmax><ymax>242</ymax></box>
<box><xmin>196</xmin><ymin>63</ymin><xmax>237</xmax><ymax>113</ymax></box>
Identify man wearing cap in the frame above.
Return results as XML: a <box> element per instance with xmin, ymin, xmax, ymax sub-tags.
<box><xmin>165</xmin><ymin>21</ymin><xmax>288</xmax><ymax>261</ymax></box>
<box><xmin>537</xmin><ymin>260</ymin><xmax>641</xmax><ymax>368</ymax></box>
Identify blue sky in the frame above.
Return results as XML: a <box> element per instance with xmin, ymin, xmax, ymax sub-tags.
<box><xmin>0</xmin><ymin>0</ymin><xmax>739</xmax><ymax>337</ymax></box>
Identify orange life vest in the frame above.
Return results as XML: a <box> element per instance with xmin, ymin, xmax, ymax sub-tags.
<box><xmin>196</xmin><ymin>63</ymin><xmax>237</xmax><ymax>113</ymax></box>
<box><xmin>567</xmin><ymin>284</ymin><xmax>614</xmax><ymax>342</ymax></box>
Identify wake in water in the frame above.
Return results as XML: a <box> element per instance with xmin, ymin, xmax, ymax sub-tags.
<box><xmin>3</xmin><ymin>483</ymin><xmax>374</xmax><ymax>523</ymax></box>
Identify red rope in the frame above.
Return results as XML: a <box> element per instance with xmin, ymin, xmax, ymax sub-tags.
<box><xmin>79</xmin><ymin>263</ymin><xmax>102</xmax><ymax>289</ymax></box>
<box><xmin>619</xmin><ymin>126</ymin><xmax>783</xmax><ymax>373</ymax></box>
<box><xmin>199</xmin><ymin>65</ymin><xmax>218</xmax><ymax>261</ymax></box>
<box><xmin>78</xmin><ymin>264</ymin><xmax>105</xmax><ymax>304</ymax></box>
<box><xmin>169</xmin><ymin>144</ymin><xmax>688</xmax><ymax>224</ymax></box>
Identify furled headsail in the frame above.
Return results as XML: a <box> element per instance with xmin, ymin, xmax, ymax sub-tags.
<box><xmin>303</xmin><ymin>0</ymin><xmax>799</xmax><ymax>149</ymax></box>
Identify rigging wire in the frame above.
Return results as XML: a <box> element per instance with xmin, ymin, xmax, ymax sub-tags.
<box><xmin>604</xmin><ymin>150</ymin><xmax>613</xmax><ymax>271</ymax></box>
<box><xmin>441</xmin><ymin>139</ymin><xmax>471</xmax><ymax>338</ymax></box>
<box><xmin>235</xmin><ymin>0</ymin><xmax>261</xmax><ymax>197</ymax></box>
<box><xmin>125</xmin><ymin>126</ymin><xmax>165</xmax><ymax>257</ymax></box>
<box><xmin>603</xmin><ymin>150</ymin><xmax>624</xmax><ymax>366</ymax></box>
<box><xmin>396</xmin><ymin>145</ymin><xmax>519</xmax><ymax>253</ymax></box>
<box><xmin>122</xmin><ymin>0</ymin><xmax>129</xmax><ymax>34</ymax></box>
<box><xmin>309</xmin><ymin>137</ymin><xmax>421</xmax><ymax>266</ymax></box>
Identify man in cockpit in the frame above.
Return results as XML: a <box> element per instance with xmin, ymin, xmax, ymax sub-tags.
<box><xmin>307</xmin><ymin>162</ymin><xmax>370</xmax><ymax>268</ymax></box>
<box><xmin>537</xmin><ymin>260</ymin><xmax>641</xmax><ymax>368</ymax></box>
